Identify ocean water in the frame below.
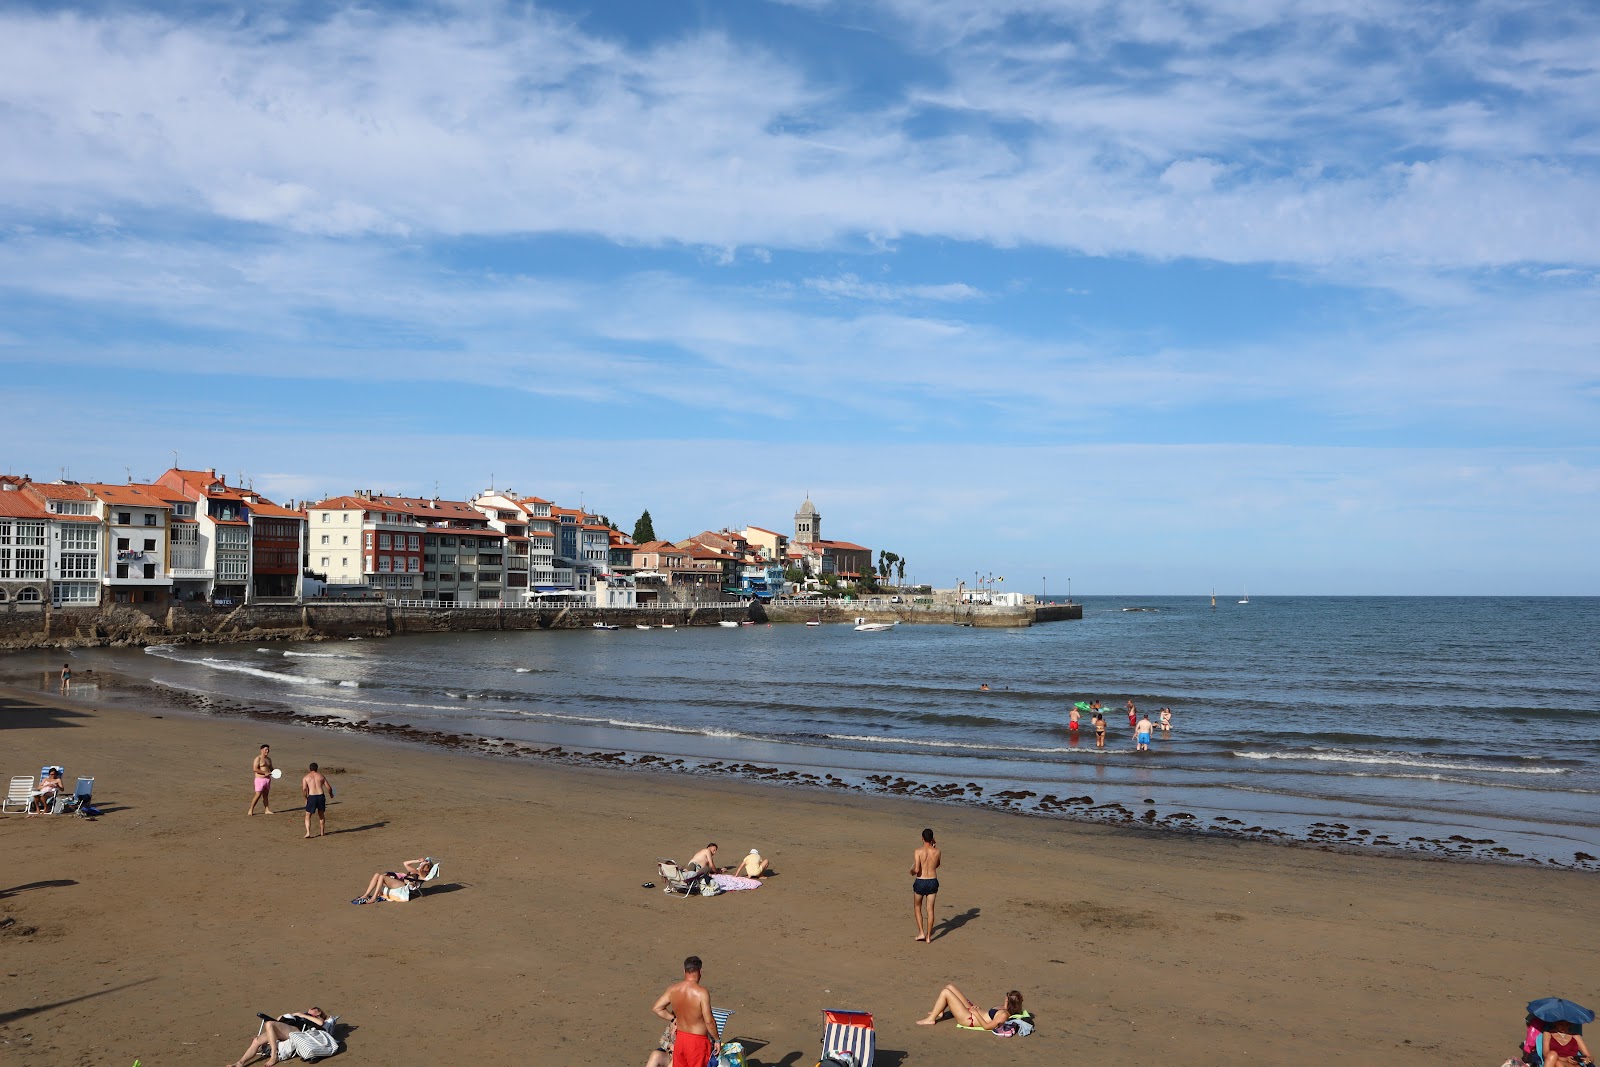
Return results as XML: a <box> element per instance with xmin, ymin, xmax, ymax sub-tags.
<box><xmin>13</xmin><ymin>596</ymin><xmax>1600</xmax><ymax>864</ymax></box>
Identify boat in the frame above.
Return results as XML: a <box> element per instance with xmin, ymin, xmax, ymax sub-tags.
<box><xmin>740</xmin><ymin>620</ymin><xmax>755</xmax><ymax>626</ymax></box>
<box><xmin>1238</xmin><ymin>587</ymin><xmax>1249</xmax><ymax>605</ymax></box>
<box><xmin>660</xmin><ymin>623</ymin><xmax>675</xmax><ymax>629</ymax></box>
<box><xmin>718</xmin><ymin>620</ymin><xmax>740</xmax><ymax>628</ymax></box>
<box><xmin>592</xmin><ymin>622</ymin><xmax>619</xmax><ymax>631</ymax></box>
<box><xmin>805</xmin><ymin>620</ymin><xmax>821</xmax><ymax>627</ymax></box>
<box><xmin>635</xmin><ymin>624</ymin><xmax>651</xmax><ymax>630</ymax></box>
<box><xmin>853</xmin><ymin>618</ymin><xmax>897</xmax><ymax>632</ymax></box>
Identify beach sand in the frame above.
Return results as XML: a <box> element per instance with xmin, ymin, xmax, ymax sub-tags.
<box><xmin>0</xmin><ymin>682</ymin><xmax>1591</xmax><ymax>1066</ymax></box>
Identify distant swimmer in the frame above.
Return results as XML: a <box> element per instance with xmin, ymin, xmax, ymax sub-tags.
<box><xmin>1160</xmin><ymin>707</ymin><xmax>1172</xmax><ymax>735</ymax></box>
<box><xmin>1093</xmin><ymin>710</ymin><xmax>1106</xmax><ymax>749</ymax></box>
<box><xmin>979</xmin><ymin>683</ymin><xmax>990</xmax><ymax>691</ymax></box>
<box><xmin>1136</xmin><ymin>714</ymin><xmax>1152</xmax><ymax>752</ymax></box>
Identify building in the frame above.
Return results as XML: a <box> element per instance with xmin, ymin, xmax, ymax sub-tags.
<box><xmin>307</xmin><ymin>492</ymin><xmax>505</xmax><ymax>603</ymax></box>
<box><xmin>156</xmin><ymin>469</ymin><xmax>307</xmax><ymax>603</ymax></box>
<box><xmin>0</xmin><ymin>488</ymin><xmax>53</xmax><ymax>611</ymax></box>
<box><xmin>741</xmin><ymin>525</ymin><xmax>790</xmax><ymax>563</ymax></box>
<box><xmin>789</xmin><ymin>497</ymin><xmax>872</xmax><ymax>583</ymax></box>
<box><xmin>248</xmin><ymin>499</ymin><xmax>308</xmax><ymax>600</ymax></box>
<box><xmin>794</xmin><ymin>497</ymin><xmax>822</xmax><ymax>544</ymax></box>
<box><xmin>80</xmin><ymin>483</ymin><xmax>181</xmax><ymax>605</ymax></box>
<box><xmin>18</xmin><ymin>480</ymin><xmax>103</xmax><ymax>607</ymax></box>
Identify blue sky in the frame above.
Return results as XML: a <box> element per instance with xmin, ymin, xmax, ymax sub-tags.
<box><xmin>2</xmin><ymin>0</ymin><xmax>1597</xmax><ymax>593</ymax></box>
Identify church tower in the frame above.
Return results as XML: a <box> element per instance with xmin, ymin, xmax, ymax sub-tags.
<box><xmin>794</xmin><ymin>496</ymin><xmax>821</xmax><ymax>544</ymax></box>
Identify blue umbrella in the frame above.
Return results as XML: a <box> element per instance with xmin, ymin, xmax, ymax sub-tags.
<box><xmin>1527</xmin><ymin>998</ymin><xmax>1595</xmax><ymax>1025</ymax></box>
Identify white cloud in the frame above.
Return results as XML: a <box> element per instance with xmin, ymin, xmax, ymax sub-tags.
<box><xmin>801</xmin><ymin>273</ymin><xmax>983</xmax><ymax>302</ymax></box>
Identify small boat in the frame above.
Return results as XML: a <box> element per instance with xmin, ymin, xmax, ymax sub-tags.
<box><xmin>854</xmin><ymin>619</ymin><xmax>897</xmax><ymax>632</ymax></box>
<box><xmin>635</xmin><ymin>624</ymin><xmax>651</xmax><ymax>630</ymax></box>
<box><xmin>718</xmin><ymin>620</ymin><xmax>740</xmax><ymax>628</ymax></box>
<box><xmin>592</xmin><ymin>622</ymin><xmax>619</xmax><ymax>631</ymax></box>
<box><xmin>805</xmin><ymin>620</ymin><xmax>821</xmax><ymax>627</ymax></box>
<box><xmin>740</xmin><ymin>620</ymin><xmax>755</xmax><ymax>626</ymax></box>
<box><xmin>1238</xmin><ymin>587</ymin><xmax>1249</xmax><ymax>605</ymax></box>
<box><xmin>660</xmin><ymin>623</ymin><xmax>675</xmax><ymax>629</ymax></box>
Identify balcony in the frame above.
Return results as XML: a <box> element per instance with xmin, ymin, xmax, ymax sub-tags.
<box><xmin>169</xmin><ymin>567</ymin><xmax>212</xmax><ymax>580</ymax></box>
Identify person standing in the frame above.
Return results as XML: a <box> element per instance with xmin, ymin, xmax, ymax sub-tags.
<box><xmin>59</xmin><ymin>662</ymin><xmax>71</xmax><ymax>691</ymax></box>
<box><xmin>1135</xmin><ymin>713</ymin><xmax>1153</xmax><ymax>752</ymax></box>
<box><xmin>651</xmin><ymin>955</ymin><xmax>719</xmax><ymax>1067</ymax></box>
<box><xmin>1160</xmin><ymin>707</ymin><xmax>1172</xmax><ymax>735</ymax></box>
<box><xmin>1093</xmin><ymin>709</ymin><xmax>1107</xmax><ymax>749</ymax></box>
<box><xmin>1068</xmin><ymin>703</ymin><xmax>1081</xmax><ymax>734</ymax></box>
<box><xmin>248</xmin><ymin>743</ymin><xmax>275</xmax><ymax>815</ymax></box>
<box><xmin>911</xmin><ymin>828</ymin><xmax>942</xmax><ymax>943</ymax></box>
<box><xmin>1127</xmin><ymin>699</ymin><xmax>1137</xmax><ymax>730</ymax></box>
<box><xmin>302</xmin><ymin>762</ymin><xmax>330</xmax><ymax>838</ymax></box>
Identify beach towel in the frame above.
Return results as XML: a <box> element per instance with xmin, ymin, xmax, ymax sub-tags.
<box><xmin>958</xmin><ymin>1010</ymin><xmax>1033</xmax><ymax>1036</ymax></box>
<box><xmin>711</xmin><ymin>874</ymin><xmax>762</xmax><ymax>892</ymax></box>
<box><xmin>275</xmin><ymin>1027</ymin><xmax>339</xmax><ymax>1061</ymax></box>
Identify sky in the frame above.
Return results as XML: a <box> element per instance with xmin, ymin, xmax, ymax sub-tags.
<box><xmin>1</xmin><ymin>0</ymin><xmax>1597</xmax><ymax>594</ymax></box>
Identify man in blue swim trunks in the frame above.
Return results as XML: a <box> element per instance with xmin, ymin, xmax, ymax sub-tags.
<box><xmin>911</xmin><ymin>828</ymin><xmax>941</xmax><ymax>943</ymax></box>
<box><xmin>1135</xmin><ymin>714</ymin><xmax>1153</xmax><ymax>752</ymax></box>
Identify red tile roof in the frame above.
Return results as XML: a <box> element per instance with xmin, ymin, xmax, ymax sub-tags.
<box><xmin>744</xmin><ymin>525</ymin><xmax>784</xmax><ymax>537</ymax></box>
<box><xmin>0</xmin><ymin>493</ymin><xmax>51</xmax><ymax>519</ymax></box>
<box><xmin>81</xmin><ymin>483</ymin><xmax>183</xmax><ymax>508</ymax></box>
<box><xmin>25</xmin><ymin>482</ymin><xmax>94</xmax><ymax>501</ymax></box>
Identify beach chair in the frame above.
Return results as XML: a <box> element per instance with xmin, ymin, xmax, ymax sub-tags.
<box><xmin>411</xmin><ymin>861</ymin><xmax>442</xmax><ymax>897</ymax></box>
<box><xmin>70</xmin><ymin>777</ymin><xmax>93</xmax><ymax>812</ymax></box>
<box><xmin>820</xmin><ymin>1009</ymin><xmax>875</xmax><ymax>1067</ymax></box>
<box><xmin>711</xmin><ymin>1008</ymin><xmax>736</xmax><ymax>1065</ymax></box>
<box><xmin>657</xmin><ymin>859</ymin><xmax>709</xmax><ymax>897</ymax></box>
<box><xmin>3</xmin><ymin>776</ymin><xmax>33</xmax><ymax>814</ymax></box>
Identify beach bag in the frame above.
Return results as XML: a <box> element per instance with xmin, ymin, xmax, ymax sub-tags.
<box><xmin>717</xmin><ymin>1041</ymin><xmax>745</xmax><ymax>1067</ymax></box>
<box><xmin>818</xmin><ymin>1053</ymin><xmax>857</xmax><ymax>1067</ymax></box>
<box><xmin>698</xmin><ymin>877</ymin><xmax>723</xmax><ymax>897</ymax></box>
<box><xmin>994</xmin><ymin>1011</ymin><xmax>1035</xmax><ymax>1037</ymax></box>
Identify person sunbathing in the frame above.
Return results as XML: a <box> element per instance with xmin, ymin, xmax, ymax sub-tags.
<box><xmin>1542</xmin><ymin>1021</ymin><xmax>1593</xmax><ymax>1067</ymax></box>
<box><xmin>30</xmin><ymin>768</ymin><xmax>65</xmax><ymax>815</ymax></box>
<box><xmin>916</xmin><ymin>985</ymin><xmax>1023</xmax><ymax>1030</ymax></box>
<box><xmin>224</xmin><ymin>1006</ymin><xmax>334</xmax><ymax>1066</ymax></box>
<box><xmin>351</xmin><ymin>857</ymin><xmax>435</xmax><ymax>904</ymax></box>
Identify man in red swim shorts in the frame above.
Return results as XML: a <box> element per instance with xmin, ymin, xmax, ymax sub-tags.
<box><xmin>652</xmin><ymin>954</ymin><xmax>719</xmax><ymax>1067</ymax></box>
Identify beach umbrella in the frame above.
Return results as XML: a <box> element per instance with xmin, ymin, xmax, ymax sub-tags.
<box><xmin>1527</xmin><ymin>998</ymin><xmax>1595</xmax><ymax>1026</ymax></box>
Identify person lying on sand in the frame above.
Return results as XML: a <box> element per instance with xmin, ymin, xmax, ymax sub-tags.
<box><xmin>917</xmin><ymin>985</ymin><xmax>1023</xmax><ymax>1030</ymax></box>
<box><xmin>224</xmin><ymin>1006</ymin><xmax>334</xmax><ymax>1067</ymax></box>
<box><xmin>351</xmin><ymin>857</ymin><xmax>435</xmax><ymax>904</ymax></box>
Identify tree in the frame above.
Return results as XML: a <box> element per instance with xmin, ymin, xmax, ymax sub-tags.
<box><xmin>632</xmin><ymin>510</ymin><xmax>657</xmax><ymax>543</ymax></box>
<box><xmin>896</xmin><ymin>557</ymin><xmax>907</xmax><ymax>585</ymax></box>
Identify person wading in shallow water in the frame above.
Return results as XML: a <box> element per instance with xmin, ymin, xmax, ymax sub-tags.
<box><xmin>911</xmin><ymin>828</ymin><xmax>942</xmax><ymax>943</ymax></box>
<box><xmin>248</xmin><ymin>743</ymin><xmax>275</xmax><ymax>815</ymax></box>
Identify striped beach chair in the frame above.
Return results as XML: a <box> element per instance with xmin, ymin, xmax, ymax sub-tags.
<box><xmin>821</xmin><ymin>1008</ymin><xmax>875</xmax><ymax>1067</ymax></box>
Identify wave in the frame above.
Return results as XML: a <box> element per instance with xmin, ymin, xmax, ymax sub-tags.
<box><xmin>338</xmin><ymin>680</ymin><xmax>360</xmax><ymax>688</ymax></box>
<box><xmin>284</xmin><ymin>651</ymin><xmax>348</xmax><ymax>659</ymax></box>
<box><xmin>1231</xmin><ymin>751</ymin><xmax>1565</xmax><ymax>775</ymax></box>
<box><xmin>197</xmin><ymin>658</ymin><xmax>330</xmax><ymax>686</ymax></box>
<box><xmin>826</xmin><ymin>733</ymin><xmax>1077</xmax><ymax>755</ymax></box>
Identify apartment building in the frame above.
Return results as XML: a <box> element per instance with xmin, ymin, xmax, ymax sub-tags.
<box><xmin>18</xmin><ymin>480</ymin><xmax>103</xmax><ymax>607</ymax></box>
<box><xmin>81</xmin><ymin>483</ymin><xmax>179</xmax><ymax>605</ymax></box>
<box><xmin>0</xmin><ymin>489</ymin><xmax>52</xmax><ymax>610</ymax></box>
<box><xmin>308</xmin><ymin>492</ymin><xmax>505</xmax><ymax>602</ymax></box>
<box><xmin>156</xmin><ymin>469</ymin><xmax>307</xmax><ymax>603</ymax></box>
<box><xmin>741</xmin><ymin>525</ymin><xmax>790</xmax><ymax>563</ymax></box>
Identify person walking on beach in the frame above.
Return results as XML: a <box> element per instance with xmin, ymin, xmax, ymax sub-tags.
<box><xmin>1136</xmin><ymin>713</ymin><xmax>1153</xmax><ymax>752</ymax></box>
<box><xmin>59</xmin><ymin>662</ymin><xmax>71</xmax><ymax>691</ymax></box>
<box><xmin>248</xmin><ymin>743</ymin><xmax>275</xmax><ymax>815</ymax></box>
<box><xmin>651</xmin><ymin>955</ymin><xmax>719</xmax><ymax>1067</ymax></box>
<box><xmin>911</xmin><ymin>828</ymin><xmax>941</xmax><ymax>943</ymax></box>
<box><xmin>302</xmin><ymin>762</ymin><xmax>330</xmax><ymax>838</ymax></box>
<box><xmin>1093</xmin><ymin>709</ymin><xmax>1106</xmax><ymax>749</ymax></box>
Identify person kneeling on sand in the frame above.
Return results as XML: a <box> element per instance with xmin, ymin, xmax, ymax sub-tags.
<box><xmin>685</xmin><ymin>843</ymin><xmax>726</xmax><ymax>875</ymax></box>
<box><xmin>735</xmin><ymin>849</ymin><xmax>771</xmax><ymax>878</ymax></box>
<box><xmin>917</xmin><ymin>986</ymin><xmax>1023</xmax><ymax>1030</ymax></box>
<box><xmin>351</xmin><ymin>856</ymin><xmax>435</xmax><ymax>904</ymax></box>
<box><xmin>224</xmin><ymin>1006</ymin><xmax>336</xmax><ymax>1066</ymax></box>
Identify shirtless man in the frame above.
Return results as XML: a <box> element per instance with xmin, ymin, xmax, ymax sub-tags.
<box><xmin>248</xmin><ymin>744</ymin><xmax>275</xmax><ymax>815</ymax></box>
<box><xmin>651</xmin><ymin>955</ymin><xmax>719</xmax><ymax>1067</ymax></box>
<box><xmin>1127</xmin><ymin>699</ymin><xmax>1137</xmax><ymax>729</ymax></box>
<box><xmin>685</xmin><ymin>843</ymin><xmax>723</xmax><ymax>875</ymax></box>
<box><xmin>302</xmin><ymin>762</ymin><xmax>330</xmax><ymax>838</ymax></box>
<box><xmin>911</xmin><ymin>828</ymin><xmax>941</xmax><ymax>943</ymax></box>
<box><xmin>1135</xmin><ymin>714</ymin><xmax>1153</xmax><ymax>752</ymax></box>
<box><xmin>1068</xmin><ymin>704</ymin><xmax>1080</xmax><ymax>734</ymax></box>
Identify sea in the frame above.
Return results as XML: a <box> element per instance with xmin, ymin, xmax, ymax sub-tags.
<box><xmin>7</xmin><ymin>596</ymin><xmax>1598</xmax><ymax>866</ymax></box>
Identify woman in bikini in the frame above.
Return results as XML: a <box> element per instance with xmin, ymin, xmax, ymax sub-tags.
<box><xmin>351</xmin><ymin>856</ymin><xmax>434</xmax><ymax>904</ymax></box>
<box><xmin>916</xmin><ymin>986</ymin><xmax>1022</xmax><ymax>1029</ymax></box>
<box><xmin>1541</xmin><ymin>1021</ymin><xmax>1592</xmax><ymax>1067</ymax></box>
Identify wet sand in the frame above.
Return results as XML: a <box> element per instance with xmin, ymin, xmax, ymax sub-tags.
<box><xmin>0</xmin><ymin>681</ymin><xmax>1592</xmax><ymax>1065</ymax></box>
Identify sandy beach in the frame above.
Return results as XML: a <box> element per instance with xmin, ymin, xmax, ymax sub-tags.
<box><xmin>1</xmin><ymin>681</ymin><xmax>1593</xmax><ymax>1066</ymax></box>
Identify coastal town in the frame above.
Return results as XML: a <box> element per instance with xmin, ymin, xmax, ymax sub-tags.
<box><xmin>0</xmin><ymin>468</ymin><xmax>883</xmax><ymax>612</ymax></box>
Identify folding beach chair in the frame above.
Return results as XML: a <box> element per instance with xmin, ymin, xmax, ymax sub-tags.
<box><xmin>3</xmin><ymin>776</ymin><xmax>33</xmax><ymax>814</ymax></box>
<box><xmin>657</xmin><ymin>858</ymin><xmax>710</xmax><ymax>897</ymax></box>
<box><xmin>411</xmin><ymin>861</ymin><xmax>441</xmax><ymax>897</ymax></box>
<box><xmin>820</xmin><ymin>1008</ymin><xmax>875</xmax><ymax>1067</ymax></box>
<box><xmin>710</xmin><ymin>1008</ymin><xmax>736</xmax><ymax>1065</ymax></box>
<box><xmin>68</xmin><ymin>777</ymin><xmax>94</xmax><ymax>814</ymax></box>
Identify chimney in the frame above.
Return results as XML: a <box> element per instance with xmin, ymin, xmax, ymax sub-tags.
<box><xmin>206</xmin><ymin>468</ymin><xmax>216</xmax><ymax>477</ymax></box>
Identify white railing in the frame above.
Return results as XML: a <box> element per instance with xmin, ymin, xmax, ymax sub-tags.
<box><xmin>384</xmin><ymin>599</ymin><xmax>751</xmax><ymax>611</ymax></box>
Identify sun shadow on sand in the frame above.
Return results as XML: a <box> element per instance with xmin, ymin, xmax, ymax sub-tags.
<box><xmin>0</xmin><ymin>976</ymin><xmax>157</xmax><ymax>1026</ymax></box>
<box><xmin>0</xmin><ymin>879</ymin><xmax>78</xmax><ymax>899</ymax></box>
<box><xmin>422</xmin><ymin>882</ymin><xmax>468</xmax><ymax>896</ymax></box>
<box><xmin>0</xmin><ymin>694</ymin><xmax>91</xmax><ymax>731</ymax></box>
<box><xmin>934</xmin><ymin>906</ymin><xmax>980</xmax><ymax>941</ymax></box>
<box><xmin>754</xmin><ymin>1046</ymin><xmax>904</xmax><ymax>1066</ymax></box>
<box><xmin>328</xmin><ymin>821</ymin><xmax>388</xmax><ymax>835</ymax></box>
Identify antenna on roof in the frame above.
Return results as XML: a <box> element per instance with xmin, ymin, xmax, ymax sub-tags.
<box><xmin>124</xmin><ymin>466</ymin><xmax>132</xmax><ymax>483</ymax></box>
<box><xmin>172</xmin><ymin>449</ymin><xmax>179</xmax><ymax>470</ymax></box>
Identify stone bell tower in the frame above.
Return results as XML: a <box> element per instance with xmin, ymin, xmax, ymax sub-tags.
<box><xmin>794</xmin><ymin>496</ymin><xmax>821</xmax><ymax>544</ymax></box>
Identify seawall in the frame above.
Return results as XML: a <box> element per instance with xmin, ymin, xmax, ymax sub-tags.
<box><xmin>763</xmin><ymin>600</ymin><xmax>1083</xmax><ymax>628</ymax></box>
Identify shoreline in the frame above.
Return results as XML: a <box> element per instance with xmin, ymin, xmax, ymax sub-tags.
<box><xmin>11</xmin><ymin>657</ymin><xmax>1595</xmax><ymax>873</ymax></box>
<box><xmin>1</xmin><ymin>678</ymin><xmax>1593</xmax><ymax>1065</ymax></box>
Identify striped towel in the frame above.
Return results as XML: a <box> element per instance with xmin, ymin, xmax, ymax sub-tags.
<box><xmin>822</xmin><ymin>1009</ymin><xmax>875</xmax><ymax>1067</ymax></box>
<box><xmin>275</xmin><ymin>1027</ymin><xmax>339</xmax><ymax>1061</ymax></box>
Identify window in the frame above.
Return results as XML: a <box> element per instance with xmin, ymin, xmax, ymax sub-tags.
<box><xmin>408</xmin><ymin>557</ymin><xmax>420</xmax><ymax>572</ymax></box>
<box><xmin>50</xmin><ymin>500</ymin><xmax>93</xmax><ymax>515</ymax></box>
<box><xmin>62</xmin><ymin>525</ymin><xmax>98</xmax><ymax>552</ymax></box>
<box><xmin>117</xmin><ymin>511</ymin><xmax>131</xmax><ymax>524</ymax></box>
<box><xmin>172</xmin><ymin>502</ymin><xmax>193</xmax><ymax>517</ymax></box>
<box><xmin>117</xmin><ymin>563</ymin><xmax>129</xmax><ymax>578</ymax></box>
<box><xmin>438</xmin><ymin>574</ymin><xmax>454</xmax><ymax>583</ymax></box>
<box><xmin>408</xmin><ymin>535</ymin><xmax>420</xmax><ymax>550</ymax></box>
<box><xmin>143</xmin><ymin>563</ymin><xmax>156</xmax><ymax>579</ymax></box>
<box><xmin>342</xmin><ymin>535</ymin><xmax>349</xmax><ymax>546</ymax></box>
<box><xmin>378</xmin><ymin>533</ymin><xmax>391</xmax><ymax>549</ymax></box>
<box><xmin>320</xmin><ymin>535</ymin><xmax>329</xmax><ymax>545</ymax></box>
<box><xmin>52</xmin><ymin>582</ymin><xmax>97</xmax><ymax>604</ymax></box>
<box><xmin>378</xmin><ymin>556</ymin><xmax>391</xmax><ymax>572</ymax></box>
<box><xmin>117</xmin><ymin>537</ymin><xmax>130</xmax><ymax>551</ymax></box>
<box><xmin>341</xmin><ymin>557</ymin><xmax>348</xmax><ymax>568</ymax></box>
<box><xmin>322</xmin><ymin>512</ymin><xmax>330</xmax><ymax>523</ymax></box>
<box><xmin>143</xmin><ymin>538</ymin><xmax>156</xmax><ymax>551</ymax></box>
<box><xmin>17</xmin><ymin>586</ymin><xmax>40</xmax><ymax>602</ymax></box>
<box><xmin>320</xmin><ymin>557</ymin><xmax>330</xmax><ymax>567</ymax></box>
<box><xmin>364</xmin><ymin>532</ymin><xmax>373</xmax><ymax>549</ymax></box>
<box><xmin>144</xmin><ymin>513</ymin><xmax>157</xmax><ymax>526</ymax></box>
<box><xmin>59</xmin><ymin>553</ymin><xmax>97</xmax><ymax>579</ymax></box>
<box><xmin>398</xmin><ymin>576</ymin><xmax>415</xmax><ymax>589</ymax></box>
<box><xmin>342</xmin><ymin>513</ymin><xmax>349</xmax><ymax>523</ymax></box>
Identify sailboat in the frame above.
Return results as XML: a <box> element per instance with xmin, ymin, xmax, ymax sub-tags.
<box><xmin>1238</xmin><ymin>587</ymin><xmax>1249</xmax><ymax>605</ymax></box>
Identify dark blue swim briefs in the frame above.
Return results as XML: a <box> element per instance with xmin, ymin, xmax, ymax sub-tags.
<box><xmin>913</xmin><ymin>877</ymin><xmax>939</xmax><ymax>895</ymax></box>
<box><xmin>305</xmin><ymin>794</ymin><xmax>326</xmax><ymax>813</ymax></box>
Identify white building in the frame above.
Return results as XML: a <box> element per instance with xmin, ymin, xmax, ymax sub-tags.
<box><xmin>82</xmin><ymin>483</ymin><xmax>180</xmax><ymax>606</ymax></box>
